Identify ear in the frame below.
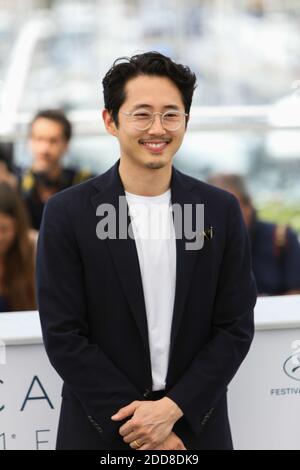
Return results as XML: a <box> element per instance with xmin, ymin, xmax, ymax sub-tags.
<box><xmin>102</xmin><ymin>109</ymin><xmax>118</xmax><ymax>137</ymax></box>
<box><xmin>185</xmin><ymin>114</ymin><xmax>190</xmax><ymax>130</ymax></box>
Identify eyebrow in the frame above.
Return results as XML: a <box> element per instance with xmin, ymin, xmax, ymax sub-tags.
<box><xmin>131</xmin><ymin>104</ymin><xmax>181</xmax><ymax>111</ymax></box>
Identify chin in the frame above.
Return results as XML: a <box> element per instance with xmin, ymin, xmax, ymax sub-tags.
<box><xmin>144</xmin><ymin>154</ymin><xmax>172</xmax><ymax>170</ymax></box>
<box><xmin>145</xmin><ymin>161</ymin><xmax>166</xmax><ymax>170</ymax></box>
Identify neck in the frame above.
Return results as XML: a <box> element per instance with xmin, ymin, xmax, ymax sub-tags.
<box><xmin>118</xmin><ymin>158</ymin><xmax>172</xmax><ymax>196</ymax></box>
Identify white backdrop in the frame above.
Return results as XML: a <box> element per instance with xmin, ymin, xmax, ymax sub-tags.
<box><xmin>0</xmin><ymin>344</ymin><xmax>61</xmax><ymax>450</ymax></box>
<box><xmin>228</xmin><ymin>295</ymin><xmax>300</xmax><ymax>450</ymax></box>
<box><xmin>1</xmin><ymin>296</ymin><xmax>300</xmax><ymax>450</ymax></box>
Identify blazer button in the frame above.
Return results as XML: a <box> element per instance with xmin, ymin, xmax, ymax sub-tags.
<box><xmin>143</xmin><ymin>389</ymin><xmax>152</xmax><ymax>399</ymax></box>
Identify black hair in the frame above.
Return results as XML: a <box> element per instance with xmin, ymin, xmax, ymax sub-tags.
<box><xmin>102</xmin><ymin>51</ymin><xmax>197</xmax><ymax>126</ymax></box>
<box><xmin>29</xmin><ymin>109</ymin><xmax>72</xmax><ymax>141</ymax></box>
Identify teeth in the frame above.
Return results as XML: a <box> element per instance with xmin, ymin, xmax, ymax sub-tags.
<box><xmin>142</xmin><ymin>142</ymin><xmax>168</xmax><ymax>148</ymax></box>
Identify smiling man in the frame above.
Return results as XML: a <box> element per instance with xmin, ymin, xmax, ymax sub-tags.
<box><xmin>37</xmin><ymin>52</ymin><xmax>257</xmax><ymax>450</ymax></box>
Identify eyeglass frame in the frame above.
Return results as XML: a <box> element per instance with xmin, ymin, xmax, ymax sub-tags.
<box><xmin>120</xmin><ymin>110</ymin><xmax>189</xmax><ymax>131</ymax></box>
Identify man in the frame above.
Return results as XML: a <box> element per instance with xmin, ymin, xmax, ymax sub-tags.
<box><xmin>21</xmin><ymin>109</ymin><xmax>93</xmax><ymax>230</ymax></box>
<box><xmin>208</xmin><ymin>174</ymin><xmax>300</xmax><ymax>296</ymax></box>
<box><xmin>37</xmin><ymin>52</ymin><xmax>257</xmax><ymax>450</ymax></box>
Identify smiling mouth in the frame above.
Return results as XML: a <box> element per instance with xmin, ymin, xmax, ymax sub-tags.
<box><xmin>139</xmin><ymin>140</ymin><xmax>170</xmax><ymax>153</ymax></box>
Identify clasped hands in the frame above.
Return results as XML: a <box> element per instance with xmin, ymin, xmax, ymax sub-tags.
<box><xmin>111</xmin><ymin>397</ymin><xmax>186</xmax><ymax>450</ymax></box>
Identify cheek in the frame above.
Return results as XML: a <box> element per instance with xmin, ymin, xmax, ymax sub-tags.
<box><xmin>0</xmin><ymin>231</ymin><xmax>15</xmax><ymax>248</ymax></box>
<box><xmin>47</xmin><ymin>146</ymin><xmax>63</xmax><ymax>160</ymax></box>
<box><xmin>122</xmin><ymin>128</ymin><xmax>141</xmax><ymax>140</ymax></box>
<box><xmin>170</xmin><ymin>133</ymin><xmax>185</xmax><ymax>149</ymax></box>
<box><xmin>30</xmin><ymin>140</ymin><xmax>39</xmax><ymax>154</ymax></box>
<box><xmin>118</xmin><ymin>131</ymin><xmax>141</xmax><ymax>150</ymax></box>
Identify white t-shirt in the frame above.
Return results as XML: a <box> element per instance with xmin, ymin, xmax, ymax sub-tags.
<box><xmin>125</xmin><ymin>189</ymin><xmax>176</xmax><ymax>391</ymax></box>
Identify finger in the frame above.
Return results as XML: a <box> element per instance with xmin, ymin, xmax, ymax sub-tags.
<box><xmin>119</xmin><ymin>421</ymin><xmax>135</xmax><ymax>438</ymax></box>
<box><xmin>129</xmin><ymin>440</ymin><xmax>147</xmax><ymax>450</ymax></box>
<box><xmin>137</xmin><ymin>444</ymin><xmax>150</xmax><ymax>451</ymax></box>
<box><xmin>111</xmin><ymin>401</ymin><xmax>139</xmax><ymax>421</ymax></box>
<box><xmin>123</xmin><ymin>431</ymin><xmax>138</xmax><ymax>444</ymax></box>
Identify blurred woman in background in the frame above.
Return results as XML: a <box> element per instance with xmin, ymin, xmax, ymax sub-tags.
<box><xmin>208</xmin><ymin>174</ymin><xmax>300</xmax><ymax>296</ymax></box>
<box><xmin>0</xmin><ymin>183</ymin><xmax>36</xmax><ymax>312</ymax></box>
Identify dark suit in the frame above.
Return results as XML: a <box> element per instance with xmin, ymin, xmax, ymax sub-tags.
<box><xmin>37</xmin><ymin>160</ymin><xmax>257</xmax><ymax>450</ymax></box>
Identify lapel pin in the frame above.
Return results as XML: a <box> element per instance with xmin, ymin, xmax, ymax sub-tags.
<box><xmin>203</xmin><ymin>227</ymin><xmax>215</xmax><ymax>241</ymax></box>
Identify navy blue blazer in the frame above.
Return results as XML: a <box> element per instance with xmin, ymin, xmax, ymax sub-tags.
<box><xmin>37</xmin><ymin>160</ymin><xmax>257</xmax><ymax>450</ymax></box>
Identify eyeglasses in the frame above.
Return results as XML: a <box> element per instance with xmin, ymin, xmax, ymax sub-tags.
<box><xmin>121</xmin><ymin>110</ymin><xmax>189</xmax><ymax>131</ymax></box>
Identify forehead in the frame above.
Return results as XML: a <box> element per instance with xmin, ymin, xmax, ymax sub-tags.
<box><xmin>31</xmin><ymin>118</ymin><xmax>64</xmax><ymax>138</ymax></box>
<box><xmin>122</xmin><ymin>75</ymin><xmax>184</xmax><ymax>109</ymax></box>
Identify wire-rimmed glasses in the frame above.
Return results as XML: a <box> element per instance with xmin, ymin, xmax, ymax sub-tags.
<box><xmin>121</xmin><ymin>110</ymin><xmax>189</xmax><ymax>131</ymax></box>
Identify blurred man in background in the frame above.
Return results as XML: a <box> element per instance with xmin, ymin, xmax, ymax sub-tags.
<box><xmin>20</xmin><ymin>109</ymin><xmax>94</xmax><ymax>230</ymax></box>
<box><xmin>208</xmin><ymin>174</ymin><xmax>300</xmax><ymax>296</ymax></box>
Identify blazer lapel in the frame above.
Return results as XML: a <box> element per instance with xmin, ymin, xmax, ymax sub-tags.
<box><xmin>90</xmin><ymin>162</ymin><xmax>151</xmax><ymax>364</ymax></box>
<box><xmin>169</xmin><ymin>169</ymin><xmax>204</xmax><ymax>359</ymax></box>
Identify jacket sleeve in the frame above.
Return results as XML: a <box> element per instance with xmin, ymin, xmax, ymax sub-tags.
<box><xmin>166</xmin><ymin>195</ymin><xmax>257</xmax><ymax>437</ymax></box>
<box><xmin>36</xmin><ymin>195</ymin><xmax>143</xmax><ymax>444</ymax></box>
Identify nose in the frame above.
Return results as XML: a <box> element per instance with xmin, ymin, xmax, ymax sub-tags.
<box><xmin>39</xmin><ymin>141</ymin><xmax>51</xmax><ymax>153</ymax></box>
<box><xmin>34</xmin><ymin>138</ymin><xmax>51</xmax><ymax>154</ymax></box>
<box><xmin>148</xmin><ymin>114</ymin><xmax>166</xmax><ymax>135</ymax></box>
